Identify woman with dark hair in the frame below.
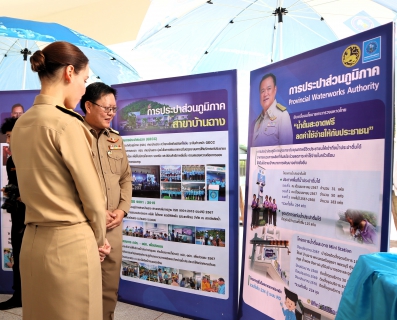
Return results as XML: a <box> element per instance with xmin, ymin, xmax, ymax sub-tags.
<box><xmin>11</xmin><ymin>41</ymin><xmax>110</xmax><ymax>320</ymax></box>
<box><xmin>345</xmin><ymin>209</ymin><xmax>376</xmax><ymax>244</ymax></box>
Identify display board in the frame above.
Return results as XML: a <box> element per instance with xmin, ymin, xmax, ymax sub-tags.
<box><xmin>239</xmin><ymin>23</ymin><xmax>394</xmax><ymax>320</ymax></box>
<box><xmin>114</xmin><ymin>70</ymin><xmax>239</xmax><ymax>319</ymax></box>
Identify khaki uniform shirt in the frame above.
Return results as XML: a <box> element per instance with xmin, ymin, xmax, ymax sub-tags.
<box><xmin>252</xmin><ymin>99</ymin><xmax>293</xmax><ymax>147</ymax></box>
<box><xmin>11</xmin><ymin>94</ymin><xmax>106</xmax><ymax>246</ymax></box>
<box><xmin>84</xmin><ymin>122</ymin><xmax>132</xmax><ymax>213</ymax></box>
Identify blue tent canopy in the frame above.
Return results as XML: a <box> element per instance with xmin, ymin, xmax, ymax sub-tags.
<box><xmin>0</xmin><ymin>16</ymin><xmax>140</xmax><ymax>90</ymax></box>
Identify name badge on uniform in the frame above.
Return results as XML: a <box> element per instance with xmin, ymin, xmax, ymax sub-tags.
<box><xmin>109</xmin><ymin>144</ymin><xmax>122</xmax><ymax>150</ymax></box>
<box><xmin>267</xmin><ymin>122</ymin><xmax>276</xmax><ymax>127</ymax></box>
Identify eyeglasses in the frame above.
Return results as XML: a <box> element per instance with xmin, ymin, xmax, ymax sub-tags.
<box><xmin>90</xmin><ymin>101</ymin><xmax>118</xmax><ymax>113</ymax></box>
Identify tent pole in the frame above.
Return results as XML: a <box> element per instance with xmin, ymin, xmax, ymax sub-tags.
<box><xmin>22</xmin><ymin>40</ymin><xmax>28</xmax><ymax>90</ymax></box>
<box><xmin>279</xmin><ymin>0</ymin><xmax>283</xmax><ymax>61</ymax></box>
<box><xmin>271</xmin><ymin>11</ymin><xmax>278</xmax><ymax>62</ymax></box>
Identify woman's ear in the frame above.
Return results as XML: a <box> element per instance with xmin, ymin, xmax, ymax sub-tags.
<box><xmin>64</xmin><ymin>65</ymin><xmax>75</xmax><ymax>83</ymax></box>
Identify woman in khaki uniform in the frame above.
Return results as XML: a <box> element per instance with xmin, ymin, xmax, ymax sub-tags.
<box><xmin>11</xmin><ymin>41</ymin><xmax>110</xmax><ymax>320</ymax></box>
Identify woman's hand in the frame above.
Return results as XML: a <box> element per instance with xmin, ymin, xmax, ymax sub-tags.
<box><xmin>99</xmin><ymin>238</ymin><xmax>111</xmax><ymax>262</ymax></box>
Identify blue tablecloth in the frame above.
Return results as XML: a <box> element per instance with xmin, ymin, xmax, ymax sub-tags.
<box><xmin>336</xmin><ymin>252</ymin><xmax>397</xmax><ymax>320</ymax></box>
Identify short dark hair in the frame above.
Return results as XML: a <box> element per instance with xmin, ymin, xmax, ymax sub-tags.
<box><xmin>1</xmin><ymin>117</ymin><xmax>18</xmax><ymax>134</ymax></box>
<box><xmin>11</xmin><ymin>103</ymin><xmax>24</xmax><ymax>112</ymax></box>
<box><xmin>259</xmin><ymin>73</ymin><xmax>277</xmax><ymax>91</ymax></box>
<box><xmin>80</xmin><ymin>82</ymin><xmax>117</xmax><ymax>114</ymax></box>
<box><xmin>218</xmin><ymin>278</ymin><xmax>225</xmax><ymax>282</ymax></box>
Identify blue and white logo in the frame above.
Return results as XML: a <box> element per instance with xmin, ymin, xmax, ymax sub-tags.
<box><xmin>362</xmin><ymin>36</ymin><xmax>381</xmax><ymax>63</ymax></box>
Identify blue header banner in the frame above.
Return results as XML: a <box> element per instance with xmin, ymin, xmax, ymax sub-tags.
<box><xmin>114</xmin><ymin>89</ymin><xmax>228</xmax><ymax>135</ymax></box>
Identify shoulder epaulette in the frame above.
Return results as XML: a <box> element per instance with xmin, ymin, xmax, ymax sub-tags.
<box><xmin>109</xmin><ymin>127</ymin><xmax>120</xmax><ymax>135</ymax></box>
<box><xmin>55</xmin><ymin>105</ymin><xmax>84</xmax><ymax>122</ymax></box>
<box><xmin>276</xmin><ymin>103</ymin><xmax>287</xmax><ymax>112</ymax></box>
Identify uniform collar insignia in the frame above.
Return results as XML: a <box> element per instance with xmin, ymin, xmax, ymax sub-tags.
<box><xmin>108</xmin><ymin>127</ymin><xmax>120</xmax><ymax>135</ymax></box>
<box><xmin>267</xmin><ymin>109</ymin><xmax>277</xmax><ymax>121</ymax></box>
<box><xmin>107</xmin><ymin>137</ymin><xmax>119</xmax><ymax>143</ymax></box>
<box><xmin>55</xmin><ymin>105</ymin><xmax>84</xmax><ymax>122</ymax></box>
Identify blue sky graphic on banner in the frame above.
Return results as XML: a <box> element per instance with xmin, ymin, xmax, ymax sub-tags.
<box><xmin>113</xmin><ymin>89</ymin><xmax>228</xmax><ymax>136</ymax></box>
<box><xmin>240</xmin><ymin>23</ymin><xmax>393</xmax><ymax>320</ymax></box>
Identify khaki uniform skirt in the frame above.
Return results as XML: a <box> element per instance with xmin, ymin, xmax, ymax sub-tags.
<box><xmin>21</xmin><ymin>222</ymin><xmax>102</xmax><ymax>320</ymax></box>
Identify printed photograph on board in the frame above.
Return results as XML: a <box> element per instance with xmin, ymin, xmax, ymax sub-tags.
<box><xmin>160</xmin><ymin>165</ymin><xmax>181</xmax><ymax>182</ymax></box>
<box><xmin>121</xmin><ymin>261</ymin><xmax>139</xmax><ymax>278</ymax></box>
<box><xmin>181</xmin><ymin>182</ymin><xmax>205</xmax><ymax>201</ymax></box>
<box><xmin>139</xmin><ymin>263</ymin><xmax>159</xmax><ymax>282</ymax></box>
<box><xmin>182</xmin><ymin>165</ymin><xmax>205</xmax><ymax>182</ymax></box>
<box><xmin>142</xmin><ymin>222</ymin><xmax>169</xmax><ymax>240</ymax></box>
<box><xmin>178</xmin><ymin>269</ymin><xmax>201</xmax><ymax>290</ymax></box>
<box><xmin>158</xmin><ymin>266</ymin><xmax>179</xmax><ymax>285</ymax></box>
<box><xmin>122</xmin><ymin>220</ymin><xmax>144</xmax><ymax>237</ymax></box>
<box><xmin>335</xmin><ymin>209</ymin><xmax>378</xmax><ymax>245</ymax></box>
<box><xmin>196</xmin><ymin>227</ymin><xmax>226</xmax><ymax>247</ymax></box>
<box><xmin>168</xmin><ymin>225</ymin><xmax>196</xmax><ymax>244</ymax></box>
<box><xmin>160</xmin><ymin>182</ymin><xmax>182</xmax><ymax>200</ymax></box>
<box><xmin>3</xmin><ymin>247</ymin><xmax>12</xmax><ymax>269</ymax></box>
<box><xmin>206</xmin><ymin>164</ymin><xmax>226</xmax><ymax>201</ymax></box>
<box><xmin>131</xmin><ymin>165</ymin><xmax>160</xmax><ymax>198</ymax></box>
<box><xmin>201</xmin><ymin>273</ymin><xmax>226</xmax><ymax>295</ymax></box>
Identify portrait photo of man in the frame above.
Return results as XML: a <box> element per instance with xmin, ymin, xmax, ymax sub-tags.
<box><xmin>251</xmin><ymin>73</ymin><xmax>293</xmax><ymax>147</ymax></box>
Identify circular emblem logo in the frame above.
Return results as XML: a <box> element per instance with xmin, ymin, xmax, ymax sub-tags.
<box><xmin>366</xmin><ymin>41</ymin><xmax>377</xmax><ymax>54</ymax></box>
<box><xmin>350</xmin><ymin>16</ymin><xmax>374</xmax><ymax>32</ymax></box>
<box><xmin>342</xmin><ymin>45</ymin><xmax>361</xmax><ymax>67</ymax></box>
<box><xmin>210</xmin><ymin>191</ymin><xmax>217</xmax><ymax>199</ymax></box>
